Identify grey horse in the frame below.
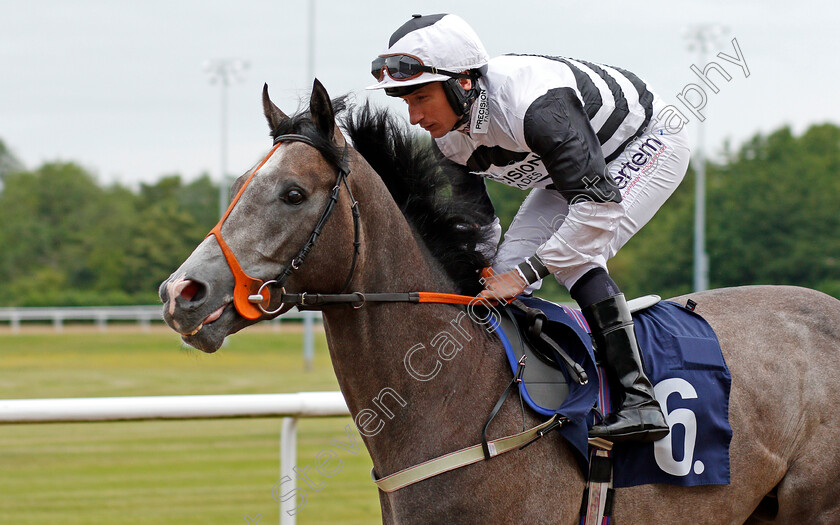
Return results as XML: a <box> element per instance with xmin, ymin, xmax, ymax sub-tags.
<box><xmin>160</xmin><ymin>80</ymin><xmax>840</xmax><ymax>524</ymax></box>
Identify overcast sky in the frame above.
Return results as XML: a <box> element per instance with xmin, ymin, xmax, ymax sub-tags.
<box><xmin>1</xmin><ymin>0</ymin><xmax>837</xmax><ymax>188</ymax></box>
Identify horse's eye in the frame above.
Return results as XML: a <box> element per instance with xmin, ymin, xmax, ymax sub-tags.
<box><xmin>283</xmin><ymin>189</ymin><xmax>305</xmax><ymax>205</ymax></box>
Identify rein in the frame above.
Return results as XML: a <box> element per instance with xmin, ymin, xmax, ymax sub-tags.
<box><xmin>266</xmin><ymin>291</ymin><xmax>490</xmax><ymax>309</ymax></box>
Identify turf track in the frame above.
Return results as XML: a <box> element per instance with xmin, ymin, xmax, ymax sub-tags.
<box><xmin>0</xmin><ymin>326</ymin><xmax>382</xmax><ymax>524</ymax></box>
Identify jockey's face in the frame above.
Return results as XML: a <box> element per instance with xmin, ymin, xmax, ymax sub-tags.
<box><xmin>400</xmin><ymin>82</ymin><xmax>458</xmax><ymax>139</ymax></box>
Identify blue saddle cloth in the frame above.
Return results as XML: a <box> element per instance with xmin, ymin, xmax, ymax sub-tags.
<box><xmin>495</xmin><ymin>296</ymin><xmax>732</xmax><ymax>488</ymax></box>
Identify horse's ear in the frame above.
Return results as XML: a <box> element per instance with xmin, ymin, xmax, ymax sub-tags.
<box><xmin>309</xmin><ymin>78</ymin><xmax>336</xmax><ymax>141</ymax></box>
<box><xmin>262</xmin><ymin>83</ymin><xmax>288</xmax><ymax>132</ymax></box>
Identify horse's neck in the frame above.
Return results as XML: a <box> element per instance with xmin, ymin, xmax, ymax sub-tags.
<box><xmin>320</xmin><ymin>168</ymin><xmax>516</xmax><ymax>476</ymax></box>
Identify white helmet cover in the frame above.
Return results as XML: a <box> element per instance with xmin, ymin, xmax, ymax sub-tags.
<box><xmin>367</xmin><ymin>14</ymin><xmax>489</xmax><ymax>91</ymax></box>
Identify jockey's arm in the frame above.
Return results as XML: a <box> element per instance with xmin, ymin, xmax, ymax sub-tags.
<box><xmin>521</xmin><ymin>87</ymin><xmax>618</xmax><ymax>205</ymax></box>
<box><xmin>482</xmin><ymin>87</ymin><xmax>623</xmax><ymax>299</ymax></box>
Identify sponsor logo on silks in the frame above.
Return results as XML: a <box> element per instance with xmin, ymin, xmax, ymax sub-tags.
<box><xmin>481</xmin><ymin>152</ymin><xmax>549</xmax><ymax>189</ymax></box>
<box><xmin>612</xmin><ymin>136</ymin><xmax>668</xmax><ymax>195</ymax></box>
<box><xmin>471</xmin><ymin>89</ymin><xmax>490</xmax><ymax>135</ymax></box>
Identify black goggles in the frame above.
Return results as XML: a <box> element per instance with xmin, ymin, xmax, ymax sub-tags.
<box><xmin>370</xmin><ymin>54</ymin><xmax>470</xmax><ymax>82</ymax></box>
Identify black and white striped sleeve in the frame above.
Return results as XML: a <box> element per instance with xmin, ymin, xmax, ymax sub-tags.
<box><xmin>522</xmin><ymin>87</ymin><xmax>620</xmax><ymax>204</ymax></box>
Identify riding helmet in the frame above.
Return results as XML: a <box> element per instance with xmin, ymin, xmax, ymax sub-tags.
<box><xmin>367</xmin><ymin>14</ymin><xmax>488</xmax><ymax>126</ymax></box>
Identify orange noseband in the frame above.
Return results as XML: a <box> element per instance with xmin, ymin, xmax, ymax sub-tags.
<box><xmin>205</xmin><ymin>142</ymin><xmax>283</xmax><ymax>320</ymax></box>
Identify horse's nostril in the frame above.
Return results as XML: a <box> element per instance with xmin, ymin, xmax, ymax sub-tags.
<box><xmin>180</xmin><ymin>282</ymin><xmax>198</xmax><ymax>301</ymax></box>
<box><xmin>180</xmin><ymin>281</ymin><xmax>206</xmax><ymax>303</ymax></box>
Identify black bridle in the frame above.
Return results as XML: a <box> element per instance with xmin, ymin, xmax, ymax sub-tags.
<box><xmin>246</xmin><ymin>134</ymin><xmax>361</xmax><ymax>315</ymax></box>
<box><xmin>209</xmin><ymin>132</ymin><xmax>483</xmax><ymax>318</ymax></box>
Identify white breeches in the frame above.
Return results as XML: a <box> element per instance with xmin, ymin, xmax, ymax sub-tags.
<box><xmin>492</xmin><ymin>100</ymin><xmax>692</xmax><ymax>291</ymax></box>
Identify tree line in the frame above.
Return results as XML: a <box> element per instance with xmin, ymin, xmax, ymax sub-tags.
<box><xmin>0</xmin><ymin>122</ymin><xmax>838</xmax><ymax>307</ymax></box>
<box><xmin>0</xmin><ymin>143</ymin><xmax>218</xmax><ymax>306</ymax></box>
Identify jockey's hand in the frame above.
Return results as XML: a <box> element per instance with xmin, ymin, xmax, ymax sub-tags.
<box><xmin>479</xmin><ymin>269</ymin><xmax>527</xmax><ymax>302</ymax></box>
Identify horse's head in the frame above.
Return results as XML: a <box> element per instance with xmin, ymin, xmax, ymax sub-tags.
<box><xmin>159</xmin><ymin>80</ymin><xmax>356</xmax><ymax>352</ymax></box>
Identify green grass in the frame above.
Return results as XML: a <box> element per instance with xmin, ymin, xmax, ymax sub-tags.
<box><xmin>0</xmin><ymin>327</ymin><xmax>382</xmax><ymax>524</ymax></box>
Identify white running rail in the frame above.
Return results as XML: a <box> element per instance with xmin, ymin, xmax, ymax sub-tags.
<box><xmin>0</xmin><ymin>306</ymin><xmax>322</xmax><ymax>369</ymax></box>
<box><xmin>0</xmin><ymin>391</ymin><xmax>350</xmax><ymax>525</ymax></box>
<box><xmin>0</xmin><ymin>305</ymin><xmax>321</xmax><ymax>333</ymax></box>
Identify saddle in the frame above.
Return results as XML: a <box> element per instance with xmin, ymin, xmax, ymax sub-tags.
<box><xmin>481</xmin><ymin>295</ymin><xmax>660</xmax><ymax>459</ymax></box>
<box><xmin>493</xmin><ymin>295</ymin><xmax>661</xmax><ymax>412</ymax></box>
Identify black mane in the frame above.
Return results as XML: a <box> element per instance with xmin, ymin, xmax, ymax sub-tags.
<box><xmin>342</xmin><ymin>102</ymin><xmax>490</xmax><ymax>295</ymax></box>
<box><xmin>268</xmin><ymin>98</ymin><xmax>490</xmax><ymax>295</ymax></box>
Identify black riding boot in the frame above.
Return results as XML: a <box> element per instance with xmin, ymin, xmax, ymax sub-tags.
<box><xmin>583</xmin><ymin>294</ymin><xmax>670</xmax><ymax>442</ymax></box>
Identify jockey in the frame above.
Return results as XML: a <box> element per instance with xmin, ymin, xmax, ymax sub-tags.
<box><xmin>367</xmin><ymin>14</ymin><xmax>691</xmax><ymax>443</ymax></box>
